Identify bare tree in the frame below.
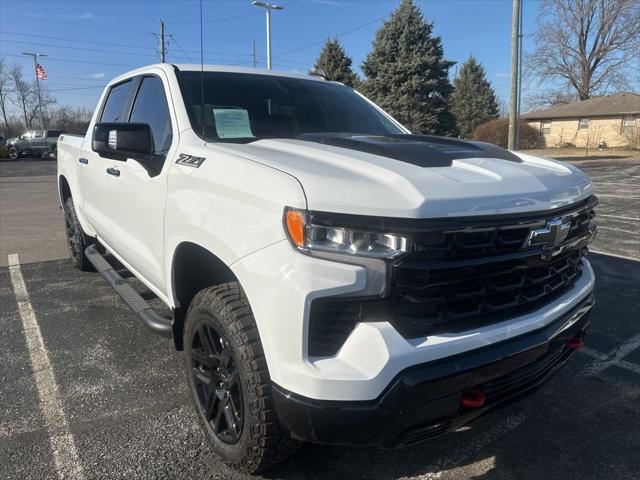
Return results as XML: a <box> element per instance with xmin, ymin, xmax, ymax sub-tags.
<box><xmin>524</xmin><ymin>90</ymin><xmax>579</xmax><ymax>111</ymax></box>
<box><xmin>11</xmin><ymin>65</ymin><xmax>33</xmax><ymax>129</ymax></box>
<box><xmin>9</xmin><ymin>65</ymin><xmax>55</xmax><ymax>130</ymax></box>
<box><xmin>47</xmin><ymin>106</ymin><xmax>93</xmax><ymax>134</ymax></box>
<box><xmin>528</xmin><ymin>0</ymin><xmax>640</xmax><ymax>100</ymax></box>
<box><xmin>26</xmin><ymin>83</ymin><xmax>56</xmax><ymax>128</ymax></box>
<box><xmin>0</xmin><ymin>59</ymin><xmax>13</xmax><ymax>132</ymax></box>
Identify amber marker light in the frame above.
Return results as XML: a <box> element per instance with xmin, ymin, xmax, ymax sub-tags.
<box><xmin>285</xmin><ymin>209</ymin><xmax>306</xmax><ymax>247</ymax></box>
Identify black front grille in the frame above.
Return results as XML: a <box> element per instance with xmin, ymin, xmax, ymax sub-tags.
<box><xmin>308</xmin><ymin>197</ymin><xmax>597</xmax><ymax>357</ymax></box>
<box><xmin>390</xmin><ymin>248</ymin><xmax>584</xmax><ymax>338</ymax></box>
<box><xmin>409</xmin><ymin>203</ymin><xmax>595</xmax><ymax>262</ymax></box>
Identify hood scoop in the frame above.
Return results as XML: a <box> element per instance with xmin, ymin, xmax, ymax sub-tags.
<box><xmin>296</xmin><ymin>133</ymin><xmax>522</xmax><ymax>168</ymax></box>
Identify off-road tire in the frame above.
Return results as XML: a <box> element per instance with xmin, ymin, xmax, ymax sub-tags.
<box><xmin>63</xmin><ymin>197</ymin><xmax>93</xmax><ymax>271</ymax></box>
<box><xmin>184</xmin><ymin>283</ymin><xmax>299</xmax><ymax>473</ymax></box>
<box><xmin>8</xmin><ymin>146</ymin><xmax>19</xmax><ymax>160</ymax></box>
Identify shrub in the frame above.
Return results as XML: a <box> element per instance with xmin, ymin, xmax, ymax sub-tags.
<box><xmin>472</xmin><ymin>118</ymin><xmax>539</xmax><ymax>149</ymax></box>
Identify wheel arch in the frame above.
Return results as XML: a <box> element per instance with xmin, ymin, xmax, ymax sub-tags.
<box><xmin>59</xmin><ymin>174</ymin><xmax>72</xmax><ymax>205</ymax></box>
<box><xmin>170</xmin><ymin>241</ymin><xmax>240</xmax><ymax>350</ymax></box>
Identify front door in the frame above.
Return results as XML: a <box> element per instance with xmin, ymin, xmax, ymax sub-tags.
<box><xmin>78</xmin><ymin>79</ymin><xmax>135</xmax><ymax>237</ymax></box>
<box><xmin>103</xmin><ymin>74</ymin><xmax>175</xmax><ymax>291</ymax></box>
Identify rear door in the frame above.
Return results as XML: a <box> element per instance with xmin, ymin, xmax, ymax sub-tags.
<box><xmin>102</xmin><ymin>74</ymin><xmax>175</xmax><ymax>290</ymax></box>
<box><xmin>31</xmin><ymin>130</ymin><xmax>46</xmax><ymax>155</ymax></box>
<box><xmin>78</xmin><ymin>79</ymin><xmax>135</xmax><ymax>235</ymax></box>
<box><xmin>46</xmin><ymin>130</ymin><xmax>61</xmax><ymax>155</ymax></box>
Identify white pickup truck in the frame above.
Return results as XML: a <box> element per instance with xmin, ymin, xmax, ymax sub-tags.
<box><xmin>58</xmin><ymin>63</ymin><xmax>597</xmax><ymax>473</ymax></box>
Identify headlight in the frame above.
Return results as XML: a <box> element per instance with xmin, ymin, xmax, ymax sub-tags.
<box><xmin>284</xmin><ymin>208</ymin><xmax>410</xmax><ymax>260</ymax></box>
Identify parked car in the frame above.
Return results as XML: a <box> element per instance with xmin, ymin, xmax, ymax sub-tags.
<box><xmin>6</xmin><ymin>129</ymin><xmax>62</xmax><ymax>159</ymax></box>
<box><xmin>57</xmin><ymin>64</ymin><xmax>598</xmax><ymax>473</ymax></box>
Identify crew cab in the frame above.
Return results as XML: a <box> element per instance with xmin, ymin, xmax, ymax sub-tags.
<box><xmin>57</xmin><ymin>64</ymin><xmax>597</xmax><ymax>473</ymax></box>
<box><xmin>7</xmin><ymin>129</ymin><xmax>62</xmax><ymax>159</ymax></box>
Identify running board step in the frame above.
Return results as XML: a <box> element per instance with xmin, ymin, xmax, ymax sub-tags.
<box><xmin>85</xmin><ymin>245</ymin><xmax>172</xmax><ymax>338</ymax></box>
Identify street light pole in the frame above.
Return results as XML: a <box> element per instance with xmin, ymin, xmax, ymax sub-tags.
<box><xmin>251</xmin><ymin>1</ymin><xmax>284</xmax><ymax>70</ymax></box>
<box><xmin>22</xmin><ymin>52</ymin><xmax>47</xmax><ymax>130</ymax></box>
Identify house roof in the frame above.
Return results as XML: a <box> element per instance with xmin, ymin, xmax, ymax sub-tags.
<box><xmin>522</xmin><ymin>92</ymin><xmax>640</xmax><ymax>120</ymax></box>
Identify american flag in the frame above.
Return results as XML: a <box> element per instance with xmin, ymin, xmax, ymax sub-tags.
<box><xmin>35</xmin><ymin>63</ymin><xmax>47</xmax><ymax>80</ymax></box>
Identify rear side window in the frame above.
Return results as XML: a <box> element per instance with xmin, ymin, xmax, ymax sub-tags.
<box><xmin>101</xmin><ymin>81</ymin><xmax>133</xmax><ymax>122</ymax></box>
<box><xmin>47</xmin><ymin>130</ymin><xmax>61</xmax><ymax>138</ymax></box>
<box><xmin>129</xmin><ymin>76</ymin><xmax>173</xmax><ymax>154</ymax></box>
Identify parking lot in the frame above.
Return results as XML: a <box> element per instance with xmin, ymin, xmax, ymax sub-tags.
<box><xmin>1</xmin><ymin>157</ymin><xmax>638</xmax><ymax>479</ymax></box>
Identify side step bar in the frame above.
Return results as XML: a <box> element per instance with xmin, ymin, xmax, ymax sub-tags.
<box><xmin>85</xmin><ymin>245</ymin><xmax>172</xmax><ymax>338</ymax></box>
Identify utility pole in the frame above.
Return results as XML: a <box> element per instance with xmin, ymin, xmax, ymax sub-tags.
<box><xmin>160</xmin><ymin>20</ymin><xmax>166</xmax><ymax>63</ymax></box>
<box><xmin>516</xmin><ymin>1</ymin><xmax>524</xmax><ymax>148</ymax></box>
<box><xmin>508</xmin><ymin>0</ymin><xmax>521</xmax><ymax>151</ymax></box>
<box><xmin>22</xmin><ymin>52</ymin><xmax>46</xmax><ymax>130</ymax></box>
<box><xmin>251</xmin><ymin>2</ymin><xmax>284</xmax><ymax>70</ymax></box>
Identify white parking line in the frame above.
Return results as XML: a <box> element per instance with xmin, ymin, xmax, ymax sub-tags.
<box><xmin>596</xmin><ymin>214</ymin><xmax>640</xmax><ymax>222</ymax></box>
<box><xmin>595</xmin><ymin>194</ymin><xmax>640</xmax><ymax>199</ymax></box>
<box><xmin>8</xmin><ymin>254</ymin><xmax>85</xmax><ymax>480</ymax></box>
<box><xmin>580</xmin><ymin>333</ymin><xmax>640</xmax><ymax>377</ymax></box>
<box><xmin>592</xmin><ymin>182</ymin><xmax>640</xmax><ymax>187</ymax></box>
<box><xmin>590</xmin><ymin>250</ymin><xmax>640</xmax><ymax>262</ymax></box>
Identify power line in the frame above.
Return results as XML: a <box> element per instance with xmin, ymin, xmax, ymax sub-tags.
<box><xmin>1</xmin><ymin>31</ymin><xmax>258</xmax><ymax>58</ymax></box>
<box><xmin>1</xmin><ymin>39</ymin><xmax>159</xmax><ymax>59</ymax></box>
<box><xmin>48</xmin><ymin>85</ymin><xmax>106</xmax><ymax>92</ymax></box>
<box><xmin>0</xmin><ymin>30</ymin><xmax>158</xmax><ymax>51</ymax></box>
<box><xmin>171</xmin><ymin>36</ymin><xmax>194</xmax><ymax>63</ymax></box>
<box><xmin>0</xmin><ymin>53</ymin><xmax>138</xmax><ymax>68</ymax></box>
<box><xmin>273</xmin><ymin>14</ymin><xmax>387</xmax><ymax>58</ymax></box>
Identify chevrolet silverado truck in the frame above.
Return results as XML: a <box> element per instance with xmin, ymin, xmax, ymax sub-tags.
<box><xmin>7</xmin><ymin>129</ymin><xmax>62</xmax><ymax>159</ymax></box>
<box><xmin>57</xmin><ymin>64</ymin><xmax>597</xmax><ymax>473</ymax></box>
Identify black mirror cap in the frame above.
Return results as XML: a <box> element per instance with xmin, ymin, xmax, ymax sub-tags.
<box><xmin>92</xmin><ymin>122</ymin><xmax>154</xmax><ymax>159</ymax></box>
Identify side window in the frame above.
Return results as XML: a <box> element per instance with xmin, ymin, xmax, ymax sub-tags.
<box><xmin>130</xmin><ymin>76</ymin><xmax>173</xmax><ymax>154</ymax></box>
<box><xmin>101</xmin><ymin>81</ymin><xmax>133</xmax><ymax>122</ymax></box>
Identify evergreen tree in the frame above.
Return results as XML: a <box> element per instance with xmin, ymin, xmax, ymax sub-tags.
<box><xmin>451</xmin><ymin>56</ymin><xmax>499</xmax><ymax>138</ymax></box>
<box><xmin>312</xmin><ymin>38</ymin><xmax>360</xmax><ymax>88</ymax></box>
<box><xmin>361</xmin><ymin>0</ymin><xmax>456</xmax><ymax>135</ymax></box>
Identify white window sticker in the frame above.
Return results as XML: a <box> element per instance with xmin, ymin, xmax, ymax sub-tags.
<box><xmin>213</xmin><ymin>108</ymin><xmax>255</xmax><ymax>139</ymax></box>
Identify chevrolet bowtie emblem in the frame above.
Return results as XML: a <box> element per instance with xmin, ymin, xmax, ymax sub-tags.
<box><xmin>523</xmin><ymin>218</ymin><xmax>571</xmax><ymax>250</ymax></box>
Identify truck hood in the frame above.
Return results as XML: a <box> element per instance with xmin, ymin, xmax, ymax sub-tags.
<box><xmin>210</xmin><ymin>138</ymin><xmax>594</xmax><ymax>218</ymax></box>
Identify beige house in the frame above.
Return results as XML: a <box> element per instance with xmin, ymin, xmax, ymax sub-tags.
<box><xmin>522</xmin><ymin>92</ymin><xmax>640</xmax><ymax>149</ymax></box>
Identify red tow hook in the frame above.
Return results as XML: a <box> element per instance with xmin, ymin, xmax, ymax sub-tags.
<box><xmin>566</xmin><ymin>336</ymin><xmax>585</xmax><ymax>350</ymax></box>
<box><xmin>461</xmin><ymin>388</ymin><xmax>486</xmax><ymax>408</ymax></box>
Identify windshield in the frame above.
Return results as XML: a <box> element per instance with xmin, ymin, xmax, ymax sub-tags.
<box><xmin>176</xmin><ymin>71</ymin><xmax>404</xmax><ymax>143</ymax></box>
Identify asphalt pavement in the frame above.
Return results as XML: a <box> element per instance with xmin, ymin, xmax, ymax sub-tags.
<box><xmin>0</xmin><ymin>156</ymin><xmax>638</xmax><ymax>479</ymax></box>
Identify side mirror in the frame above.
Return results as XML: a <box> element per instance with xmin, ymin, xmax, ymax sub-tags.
<box><xmin>92</xmin><ymin>122</ymin><xmax>154</xmax><ymax>160</ymax></box>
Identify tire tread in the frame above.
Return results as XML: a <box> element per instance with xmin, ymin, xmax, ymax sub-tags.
<box><xmin>185</xmin><ymin>283</ymin><xmax>299</xmax><ymax>473</ymax></box>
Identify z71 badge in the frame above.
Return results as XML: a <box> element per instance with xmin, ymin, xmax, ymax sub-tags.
<box><xmin>175</xmin><ymin>153</ymin><xmax>206</xmax><ymax>168</ymax></box>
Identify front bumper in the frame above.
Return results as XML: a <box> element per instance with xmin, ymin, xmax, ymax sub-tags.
<box><xmin>272</xmin><ymin>293</ymin><xmax>594</xmax><ymax>447</ymax></box>
<box><xmin>232</xmin><ymin>239</ymin><xmax>595</xmax><ymax>401</ymax></box>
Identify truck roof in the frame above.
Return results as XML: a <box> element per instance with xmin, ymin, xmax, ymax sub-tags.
<box><xmin>108</xmin><ymin>63</ymin><xmax>326</xmax><ymax>86</ymax></box>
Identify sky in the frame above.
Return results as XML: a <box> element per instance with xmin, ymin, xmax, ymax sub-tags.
<box><xmin>0</xmin><ymin>0</ymin><xmax>543</xmax><ymax>112</ymax></box>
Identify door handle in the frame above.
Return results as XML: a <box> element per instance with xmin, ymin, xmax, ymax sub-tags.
<box><xmin>79</xmin><ymin>157</ymin><xmax>88</xmax><ymax>165</ymax></box>
<box><xmin>106</xmin><ymin>167</ymin><xmax>120</xmax><ymax>177</ymax></box>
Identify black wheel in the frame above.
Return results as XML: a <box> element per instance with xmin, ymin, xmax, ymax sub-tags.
<box><xmin>63</xmin><ymin>197</ymin><xmax>93</xmax><ymax>271</ymax></box>
<box><xmin>184</xmin><ymin>283</ymin><xmax>299</xmax><ymax>473</ymax></box>
<box><xmin>8</xmin><ymin>146</ymin><xmax>19</xmax><ymax>160</ymax></box>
